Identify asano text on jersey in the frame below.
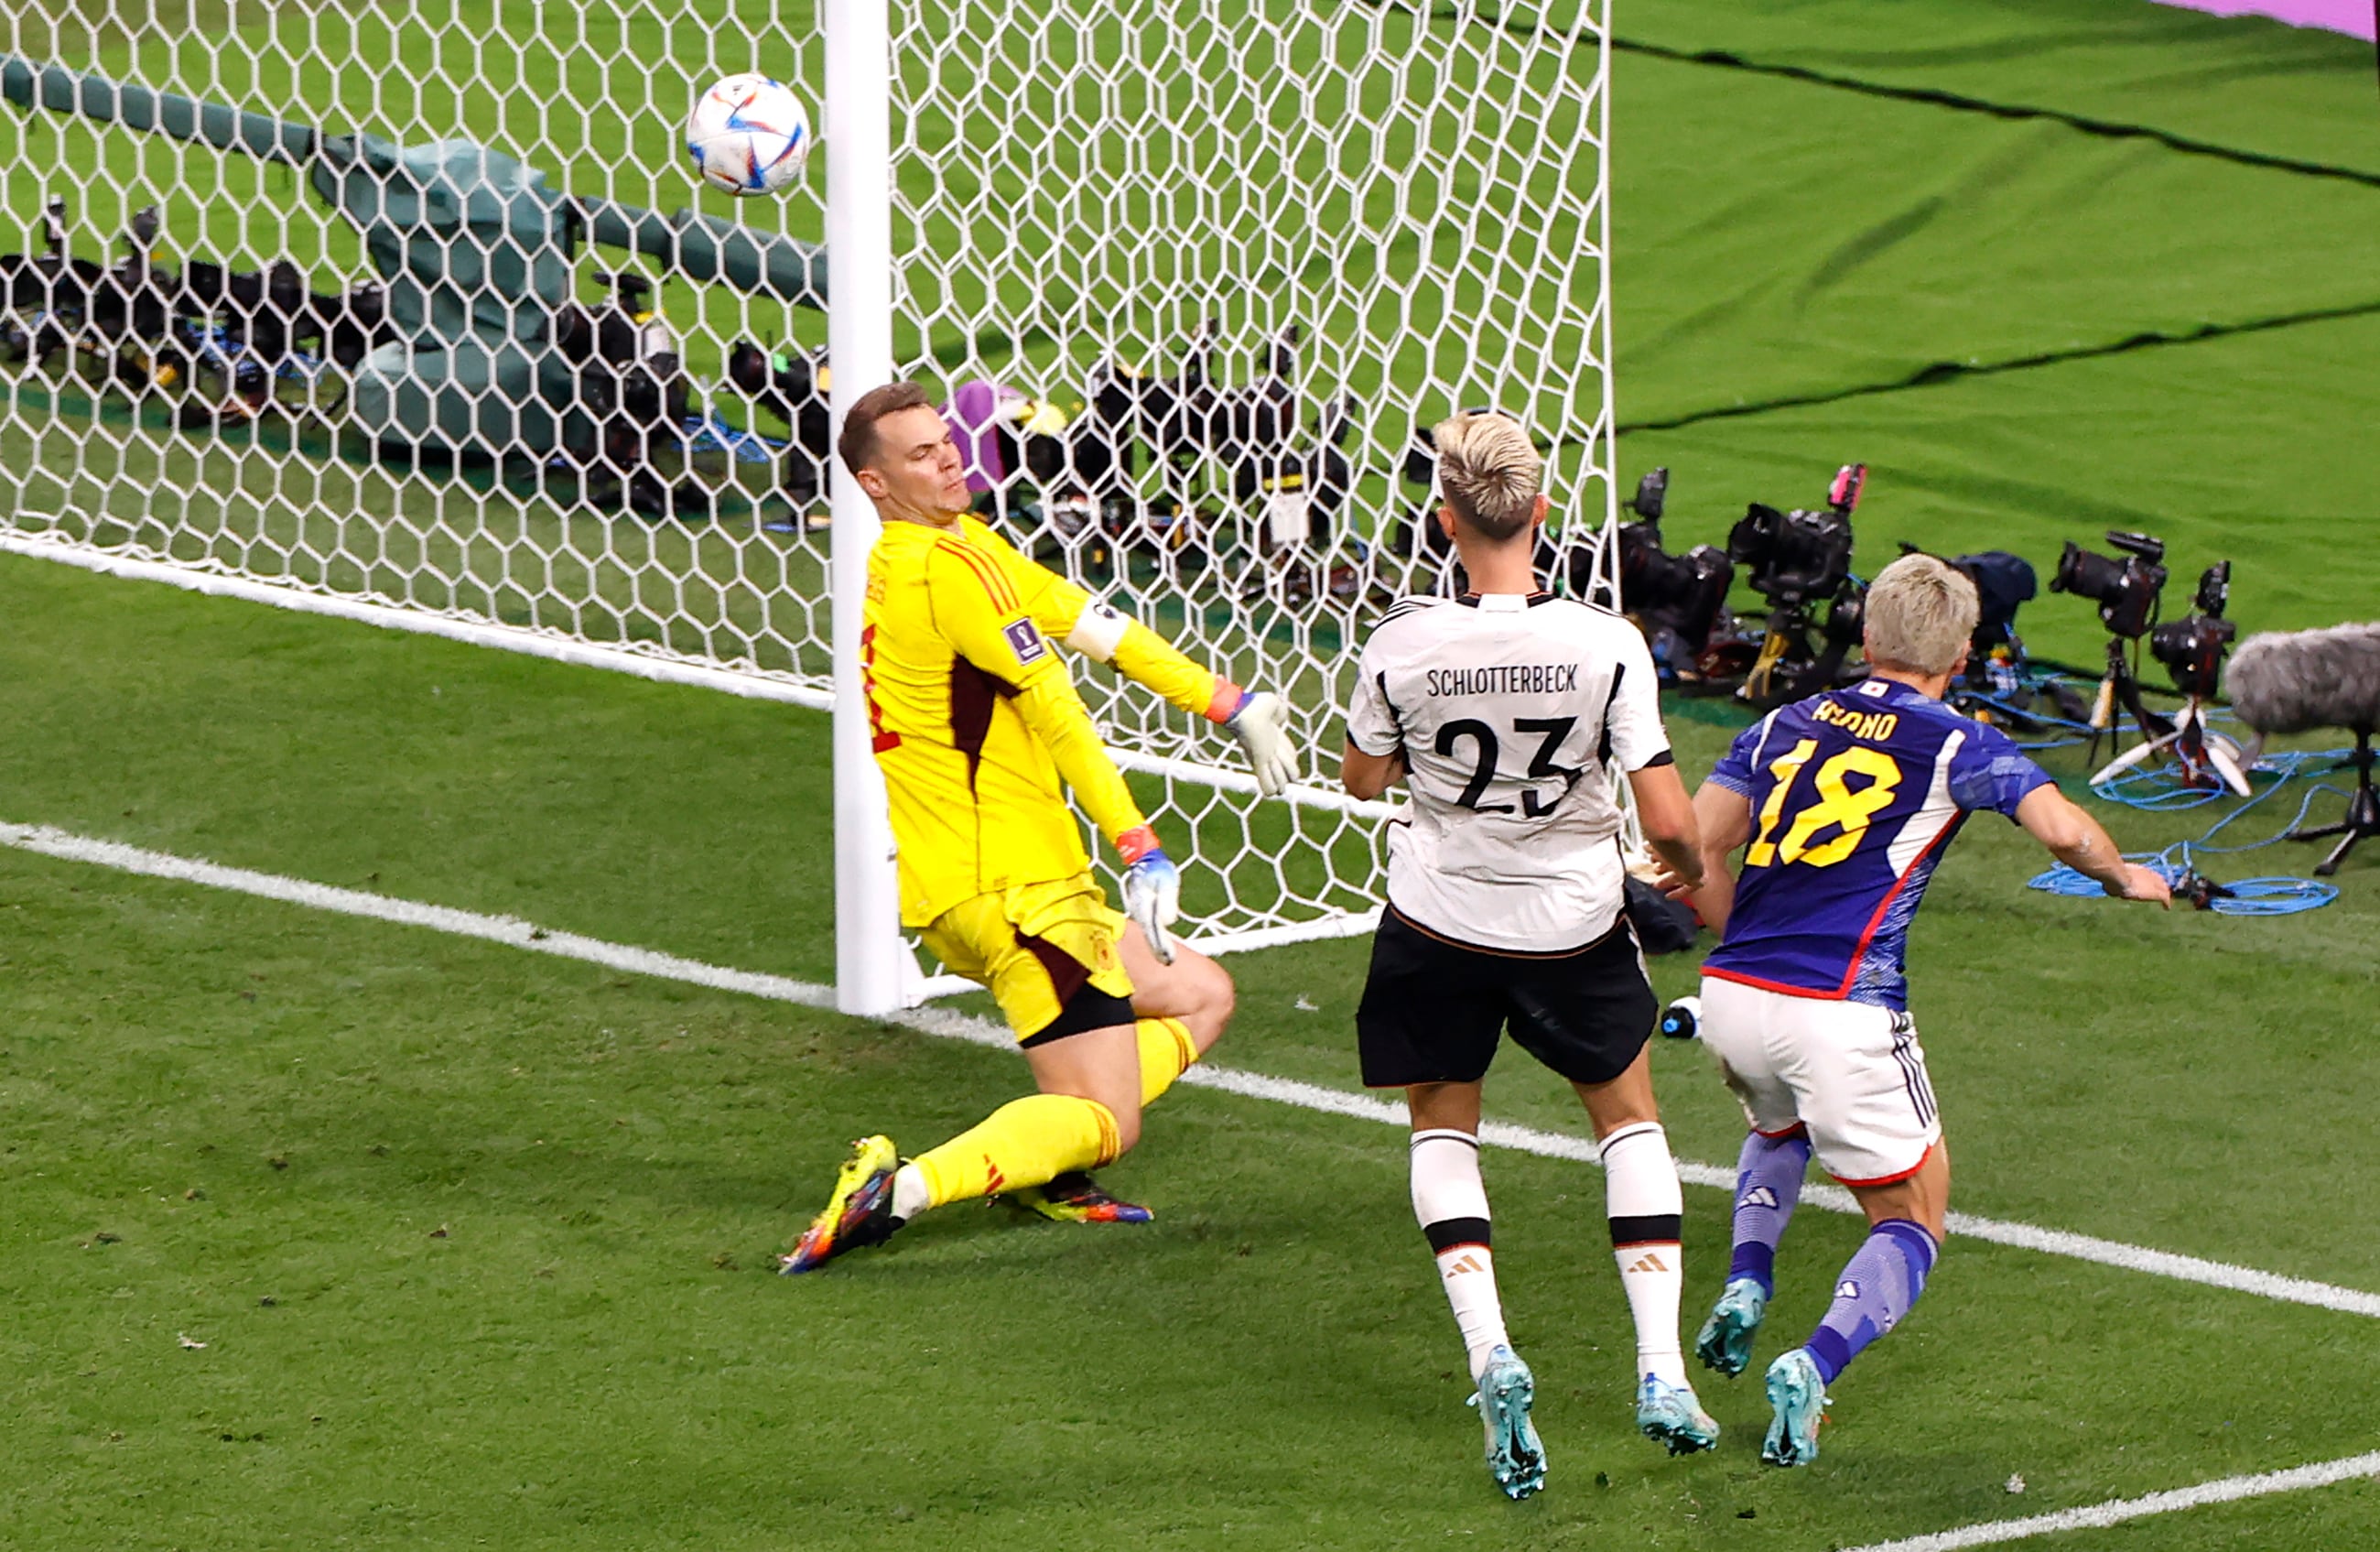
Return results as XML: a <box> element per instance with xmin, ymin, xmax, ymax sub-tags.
<box><xmin>1701</xmin><ymin>676</ymin><xmax>2053</xmax><ymax>1009</ymax></box>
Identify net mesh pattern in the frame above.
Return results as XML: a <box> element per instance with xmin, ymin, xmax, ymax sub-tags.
<box><xmin>0</xmin><ymin>0</ymin><xmax>1615</xmax><ymax>943</ymax></box>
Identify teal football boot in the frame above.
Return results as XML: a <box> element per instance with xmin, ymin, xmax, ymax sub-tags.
<box><xmin>1470</xmin><ymin>1346</ymin><xmax>1546</xmax><ymax>1499</ymax></box>
<box><xmin>1695</xmin><ymin>1275</ymin><xmax>1769</xmax><ymax>1377</ymax></box>
<box><xmin>1636</xmin><ymin>1373</ymin><xmax>1721</xmax><ymax>1455</ymax></box>
<box><xmin>1761</xmin><ymin>1348</ymin><xmax>1830</xmax><ymax>1467</ymax></box>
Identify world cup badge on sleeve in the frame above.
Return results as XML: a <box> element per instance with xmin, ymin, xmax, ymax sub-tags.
<box><xmin>1002</xmin><ymin>618</ymin><xmax>1049</xmax><ymax>665</ymax></box>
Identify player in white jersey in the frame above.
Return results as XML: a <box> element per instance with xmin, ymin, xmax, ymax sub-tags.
<box><xmin>1343</xmin><ymin>412</ymin><xmax>1717</xmax><ymax>1500</ymax></box>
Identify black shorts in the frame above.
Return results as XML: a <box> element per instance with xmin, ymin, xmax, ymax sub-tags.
<box><xmin>1357</xmin><ymin>905</ymin><xmax>1657</xmax><ymax>1090</ymax></box>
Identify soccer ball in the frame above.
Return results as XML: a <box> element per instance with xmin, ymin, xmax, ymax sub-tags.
<box><xmin>685</xmin><ymin>74</ymin><xmax>812</xmax><ymax>197</ymax></box>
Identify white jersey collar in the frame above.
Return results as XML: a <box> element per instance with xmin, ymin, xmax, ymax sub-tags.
<box><xmin>1458</xmin><ymin>591</ymin><xmax>1547</xmax><ymax>613</ymax></box>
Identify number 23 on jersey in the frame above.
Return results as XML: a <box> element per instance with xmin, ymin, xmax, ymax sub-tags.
<box><xmin>1433</xmin><ymin>715</ymin><xmax>1582</xmax><ymax>816</ymax></box>
<box><xmin>1744</xmin><ymin>739</ymin><xmax>1904</xmax><ymax>868</ymax></box>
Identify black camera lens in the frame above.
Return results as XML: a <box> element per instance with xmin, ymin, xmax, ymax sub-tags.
<box><xmin>727</xmin><ymin>341</ymin><xmax>769</xmax><ymax>395</ymax></box>
<box><xmin>2051</xmin><ymin>540</ymin><xmax>2122</xmax><ymax>600</ymax></box>
<box><xmin>2051</xmin><ymin>538</ymin><xmax>2167</xmax><ymax>639</ymax></box>
<box><xmin>1730</xmin><ymin>502</ymin><xmax>1855</xmax><ymax>607</ymax></box>
<box><xmin>2194</xmin><ymin>561</ymin><xmax>2231</xmax><ymax>620</ymax></box>
<box><xmin>1726</xmin><ymin>503</ymin><xmax>1781</xmax><ymax>567</ymax></box>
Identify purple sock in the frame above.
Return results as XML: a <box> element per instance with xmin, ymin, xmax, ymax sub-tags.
<box><xmin>1726</xmin><ymin>1130</ymin><xmax>1812</xmax><ymax>1297</ymax></box>
<box><xmin>1803</xmin><ymin>1219</ymin><xmax>1939</xmax><ymax>1384</ymax></box>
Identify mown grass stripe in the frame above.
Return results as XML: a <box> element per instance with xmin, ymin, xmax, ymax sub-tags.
<box><xmin>7</xmin><ymin>815</ymin><xmax>2379</xmax><ymax>1321</ymax></box>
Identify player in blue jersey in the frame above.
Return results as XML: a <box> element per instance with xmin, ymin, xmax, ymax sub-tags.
<box><xmin>1663</xmin><ymin>554</ymin><xmax>2169</xmax><ymax>1467</ymax></box>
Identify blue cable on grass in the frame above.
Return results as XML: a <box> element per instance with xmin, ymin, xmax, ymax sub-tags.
<box><xmin>1955</xmin><ymin>699</ymin><xmax>2086</xmax><ymax>753</ymax></box>
<box><xmin>2030</xmin><ymin>736</ymin><xmax>2353</xmax><ymax>916</ymax></box>
<box><xmin>2091</xmin><ymin>764</ymin><xmax>2234</xmax><ymax>812</ymax></box>
<box><xmin>1963</xmin><ymin>690</ymin><xmax>2097</xmax><ymax>733</ymax></box>
<box><xmin>2091</xmin><ymin>746</ymin><xmax>2353</xmax><ymax>819</ymax></box>
<box><xmin>2025</xmin><ymin>851</ymin><xmax>2339</xmax><ymax>917</ymax></box>
<box><xmin>1974</xmin><ymin>675</ymin><xmax>2347</xmax><ymax>913</ymax></box>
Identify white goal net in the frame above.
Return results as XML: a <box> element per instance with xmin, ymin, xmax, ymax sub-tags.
<box><xmin>0</xmin><ymin>0</ymin><xmax>1617</xmax><ymax>956</ymax></box>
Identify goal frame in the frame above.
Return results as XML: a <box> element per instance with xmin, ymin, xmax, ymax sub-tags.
<box><xmin>0</xmin><ymin>2</ymin><xmax>1621</xmax><ymax>1016</ymax></box>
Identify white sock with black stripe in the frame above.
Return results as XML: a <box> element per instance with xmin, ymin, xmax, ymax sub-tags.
<box><xmin>1411</xmin><ymin>1128</ymin><xmax>1509</xmax><ymax>1383</ymax></box>
<box><xmin>1600</xmin><ymin>1121</ymin><xmax>1689</xmax><ymax>1389</ymax></box>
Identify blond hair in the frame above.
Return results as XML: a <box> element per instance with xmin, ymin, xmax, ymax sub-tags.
<box><xmin>1865</xmin><ymin>553</ymin><xmax>1979</xmax><ymax>676</ymax></box>
<box><xmin>1433</xmin><ymin>411</ymin><xmax>1542</xmax><ymax>541</ymax></box>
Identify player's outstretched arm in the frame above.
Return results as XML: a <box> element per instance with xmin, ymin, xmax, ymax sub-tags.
<box><xmin>1086</xmin><ymin>601</ymin><xmax>1293</xmax><ymax>797</ymax></box>
<box><xmin>983</xmin><ymin>527</ymin><xmax>1296</xmax><ymax>796</ymax></box>
<box><xmin>2015</xmin><ymin>787</ymin><xmax>2171</xmax><ymax>906</ymax></box>
<box><xmin>1602</xmin><ymin>623</ymin><xmax>1712</xmax><ymax>913</ymax></box>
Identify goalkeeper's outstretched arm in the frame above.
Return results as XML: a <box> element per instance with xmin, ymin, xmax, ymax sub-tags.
<box><xmin>979</xmin><ymin>526</ymin><xmax>1295</xmax><ymax>795</ymax></box>
<box><xmin>1058</xmin><ymin>593</ymin><xmax>1295</xmax><ymax>798</ymax></box>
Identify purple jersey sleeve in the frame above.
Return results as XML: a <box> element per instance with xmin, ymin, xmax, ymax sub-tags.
<box><xmin>1706</xmin><ymin>713</ymin><xmax>1775</xmax><ymax>797</ymax></box>
<box><xmin>1946</xmin><ymin>719</ymin><xmax>2054</xmax><ymax>819</ymax></box>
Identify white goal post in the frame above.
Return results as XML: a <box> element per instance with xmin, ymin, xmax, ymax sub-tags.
<box><xmin>0</xmin><ymin>1</ymin><xmax>1621</xmax><ymax>1014</ymax></box>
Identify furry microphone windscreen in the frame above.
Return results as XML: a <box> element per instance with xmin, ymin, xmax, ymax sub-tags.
<box><xmin>2227</xmin><ymin>623</ymin><xmax>2380</xmax><ymax>735</ymax></box>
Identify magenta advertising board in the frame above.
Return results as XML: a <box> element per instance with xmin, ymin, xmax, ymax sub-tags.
<box><xmin>2151</xmin><ymin>0</ymin><xmax>2376</xmax><ymax>38</ymax></box>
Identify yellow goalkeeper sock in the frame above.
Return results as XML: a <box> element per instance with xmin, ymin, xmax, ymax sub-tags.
<box><xmin>911</xmin><ymin>1094</ymin><xmax>1122</xmax><ymax>1210</ymax></box>
<box><xmin>1137</xmin><ymin>1016</ymin><xmax>1200</xmax><ymax>1105</ymax></box>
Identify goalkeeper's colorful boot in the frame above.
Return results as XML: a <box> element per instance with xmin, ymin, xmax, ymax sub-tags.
<box><xmin>1695</xmin><ymin>1275</ymin><xmax>1769</xmax><ymax>1377</ymax></box>
<box><xmin>1004</xmin><ymin>1171</ymin><xmax>1153</xmax><ymax>1224</ymax></box>
<box><xmin>1468</xmin><ymin>1346</ymin><xmax>1546</xmax><ymax>1500</ymax></box>
<box><xmin>1760</xmin><ymin>1348</ymin><xmax>1830</xmax><ymax>1468</ymax></box>
<box><xmin>780</xmin><ymin>1134</ymin><xmax>901</xmax><ymax>1275</ymax></box>
<box><xmin>1636</xmin><ymin>1374</ymin><xmax>1721</xmax><ymax>1456</ymax></box>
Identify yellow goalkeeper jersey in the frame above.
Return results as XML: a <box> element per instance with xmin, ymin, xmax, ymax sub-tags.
<box><xmin>862</xmin><ymin>514</ymin><xmax>1240</xmax><ymax>928</ymax></box>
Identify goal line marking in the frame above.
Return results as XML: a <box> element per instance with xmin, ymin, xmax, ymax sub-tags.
<box><xmin>7</xmin><ymin>817</ymin><xmax>2379</xmax><ymax>1324</ymax></box>
<box><xmin>1836</xmin><ymin>1448</ymin><xmax>2380</xmax><ymax>1552</ymax></box>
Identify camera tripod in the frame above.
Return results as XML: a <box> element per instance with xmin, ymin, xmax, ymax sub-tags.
<box><xmin>1736</xmin><ymin>583</ymin><xmax>1865</xmax><ymax>710</ymax></box>
<box><xmin>2085</xmin><ymin>637</ymin><xmax>2251</xmax><ymax>798</ymax></box>
<box><xmin>2287</xmin><ymin>729</ymin><xmax>2378</xmax><ymax>875</ymax></box>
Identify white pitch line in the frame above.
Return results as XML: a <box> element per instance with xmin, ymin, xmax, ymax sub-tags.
<box><xmin>0</xmin><ymin>821</ymin><xmax>841</xmax><ymax>1011</ymax></box>
<box><xmin>1839</xmin><ymin>1449</ymin><xmax>2380</xmax><ymax>1552</ymax></box>
<box><xmin>7</xmin><ymin>819</ymin><xmax>2380</xmax><ymax>1321</ymax></box>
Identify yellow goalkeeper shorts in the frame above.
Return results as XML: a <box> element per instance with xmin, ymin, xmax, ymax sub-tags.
<box><xmin>919</xmin><ymin>873</ymin><xmax>1137</xmax><ymax>1044</ymax></box>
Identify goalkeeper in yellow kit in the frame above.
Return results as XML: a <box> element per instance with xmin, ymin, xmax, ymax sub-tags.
<box><xmin>783</xmin><ymin>382</ymin><xmax>1296</xmax><ymax>1272</ymax></box>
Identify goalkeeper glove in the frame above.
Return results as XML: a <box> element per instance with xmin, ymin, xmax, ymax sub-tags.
<box><xmin>1116</xmin><ymin>824</ymin><xmax>1182</xmax><ymax>964</ymax></box>
<box><xmin>1223</xmin><ymin>688</ymin><xmax>1294</xmax><ymax>798</ymax></box>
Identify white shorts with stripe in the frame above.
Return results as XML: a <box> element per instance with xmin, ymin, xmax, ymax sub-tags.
<box><xmin>1697</xmin><ymin>975</ymin><xmax>1942</xmax><ymax>1188</ymax></box>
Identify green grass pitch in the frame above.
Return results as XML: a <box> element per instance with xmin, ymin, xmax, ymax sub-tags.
<box><xmin>5</xmin><ymin>0</ymin><xmax>2380</xmax><ymax>1546</ymax></box>
<box><xmin>7</xmin><ymin>541</ymin><xmax>2380</xmax><ymax>1550</ymax></box>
